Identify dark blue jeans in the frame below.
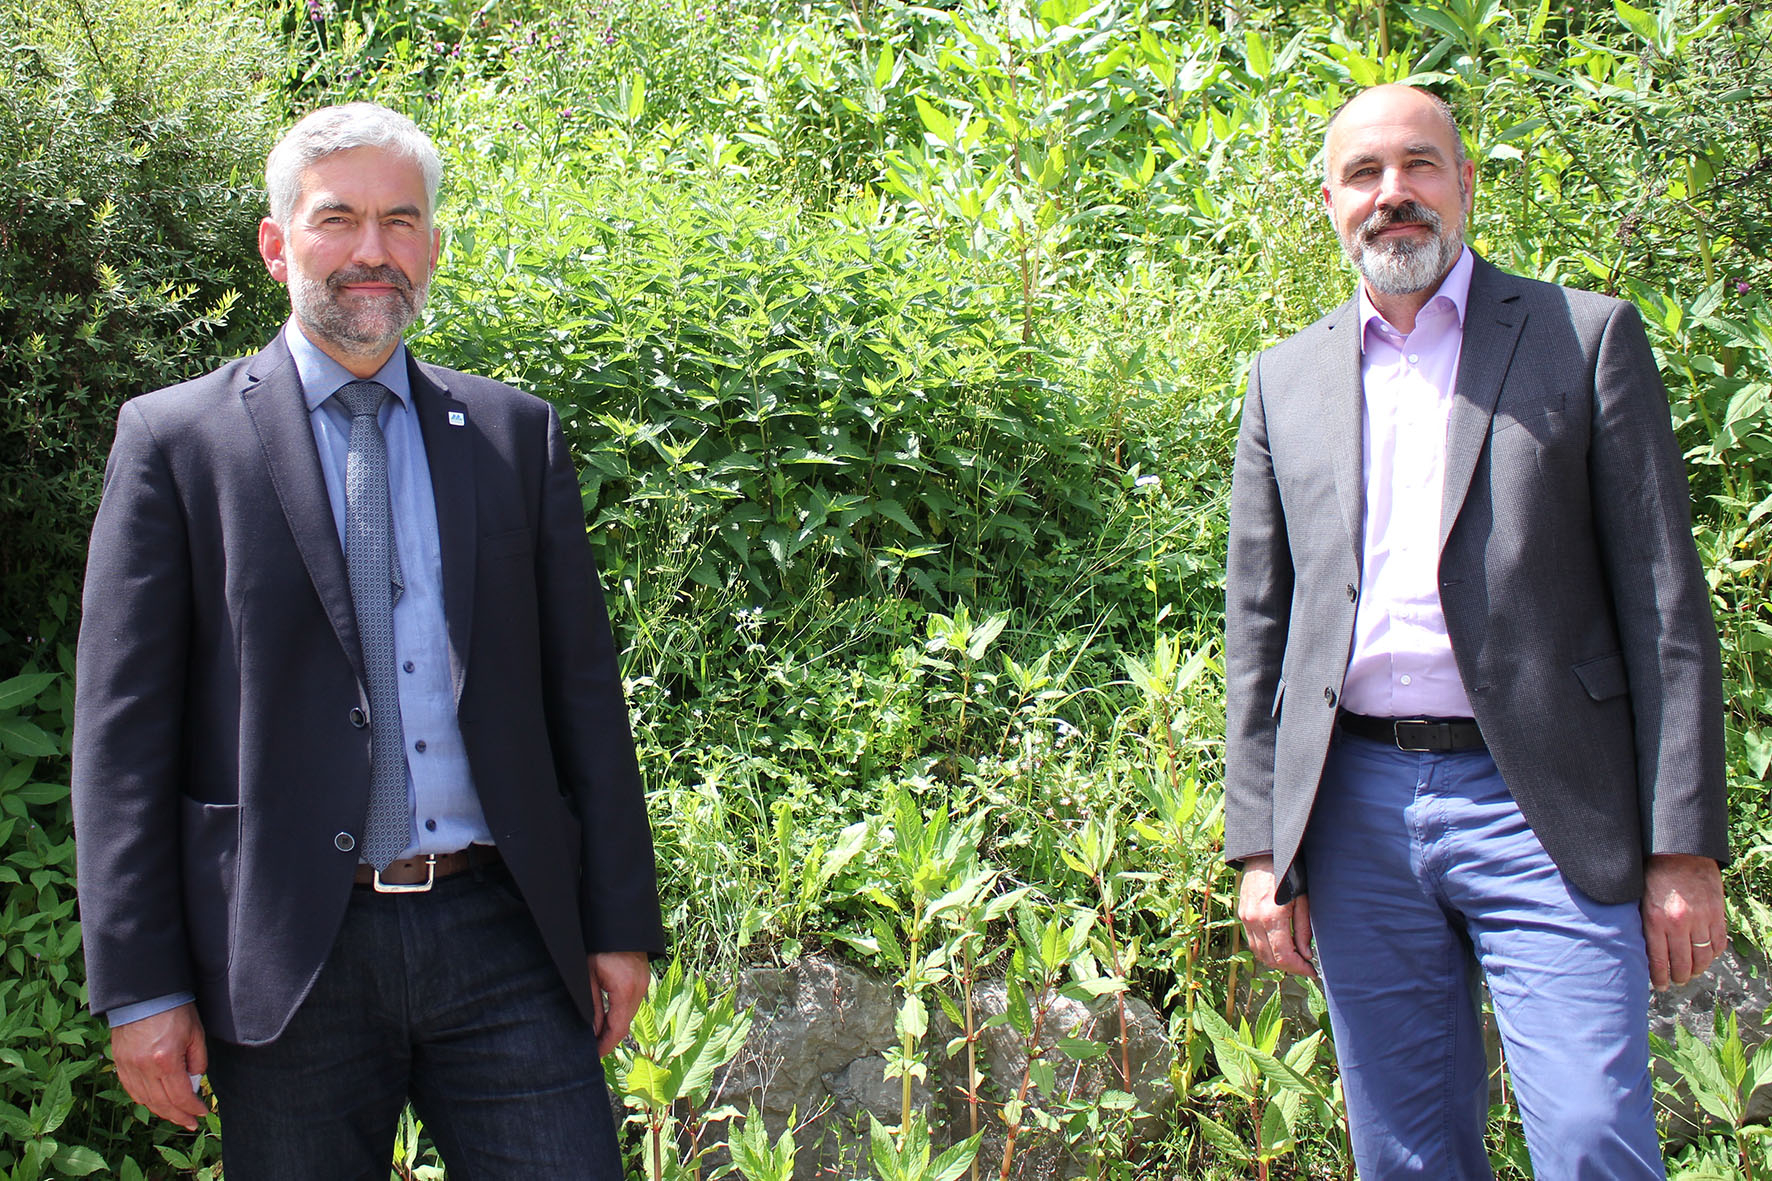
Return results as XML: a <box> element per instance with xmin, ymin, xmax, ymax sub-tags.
<box><xmin>206</xmin><ymin>865</ymin><xmax>622</xmax><ymax>1179</ymax></box>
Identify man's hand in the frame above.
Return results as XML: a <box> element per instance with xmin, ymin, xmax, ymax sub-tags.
<box><xmin>111</xmin><ymin>1003</ymin><xmax>209</xmax><ymax>1130</ymax></box>
<box><xmin>1238</xmin><ymin>855</ymin><xmax>1317</xmax><ymax>979</ymax></box>
<box><xmin>589</xmin><ymin>951</ymin><xmax>652</xmax><ymax>1056</ymax></box>
<box><xmin>1642</xmin><ymin>853</ymin><xmax>1727</xmax><ymax>991</ymax></box>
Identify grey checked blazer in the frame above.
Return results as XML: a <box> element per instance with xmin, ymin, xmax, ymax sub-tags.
<box><xmin>1223</xmin><ymin>255</ymin><xmax>1728</xmax><ymax>905</ymax></box>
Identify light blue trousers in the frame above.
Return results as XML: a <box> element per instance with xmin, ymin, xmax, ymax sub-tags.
<box><xmin>1302</xmin><ymin>732</ymin><xmax>1665</xmax><ymax>1180</ymax></box>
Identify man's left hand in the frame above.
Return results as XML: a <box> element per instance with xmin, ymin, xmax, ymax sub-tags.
<box><xmin>588</xmin><ymin>951</ymin><xmax>652</xmax><ymax>1056</ymax></box>
<box><xmin>1642</xmin><ymin>853</ymin><xmax>1727</xmax><ymax>991</ymax></box>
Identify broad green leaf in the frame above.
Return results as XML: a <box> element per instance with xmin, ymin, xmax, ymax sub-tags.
<box><xmin>0</xmin><ymin>674</ymin><xmax>56</xmax><ymax>712</ymax></box>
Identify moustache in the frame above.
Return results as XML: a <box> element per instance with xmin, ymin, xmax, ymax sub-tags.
<box><xmin>326</xmin><ymin>265</ymin><xmax>415</xmax><ymax>300</ymax></box>
<box><xmin>1359</xmin><ymin>201</ymin><xmax>1442</xmax><ymax>245</ymax></box>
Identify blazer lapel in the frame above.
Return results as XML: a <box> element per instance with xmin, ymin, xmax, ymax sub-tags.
<box><xmin>238</xmin><ymin>334</ymin><xmax>365</xmax><ymax>686</ymax></box>
<box><xmin>1320</xmin><ymin>297</ymin><xmax>1367</xmax><ymax>564</ymax></box>
<box><xmin>409</xmin><ymin>359</ymin><xmax>476</xmax><ymax>704</ymax></box>
<box><xmin>1440</xmin><ymin>257</ymin><xmax>1526</xmax><ymax>549</ymax></box>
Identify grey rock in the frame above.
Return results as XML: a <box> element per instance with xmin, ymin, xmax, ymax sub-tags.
<box><xmin>708</xmin><ymin>955</ymin><xmax>1174</xmax><ymax>1179</ymax></box>
<box><xmin>1649</xmin><ymin>945</ymin><xmax>1772</xmax><ymax>1144</ymax></box>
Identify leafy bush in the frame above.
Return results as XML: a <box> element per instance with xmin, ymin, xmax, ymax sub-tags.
<box><xmin>0</xmin><ymin>0</ymin><xmax>288</xmax><ymax>671</ymax></box>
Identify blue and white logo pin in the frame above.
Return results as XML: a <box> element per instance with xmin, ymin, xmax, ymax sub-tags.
<box><xmin>447</xmin><ymin>410</ymin><xmax>466</xmax><ymax>427</ymax></box>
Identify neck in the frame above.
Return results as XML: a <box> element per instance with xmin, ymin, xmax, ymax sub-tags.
<box><xmin>1364</xmin><ymin>286</ymin><xmax>1436</xmax><ymax>335</ymax></box>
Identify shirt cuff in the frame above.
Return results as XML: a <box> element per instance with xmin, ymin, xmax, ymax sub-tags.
<box><xmin>107</xmin><ymin>992</ymin><xmax>196</xmax><ymax>1028</ymax></box>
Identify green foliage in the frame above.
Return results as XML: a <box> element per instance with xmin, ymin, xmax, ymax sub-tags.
<box><xmin>7</xmin><ymin>0</ymin><xmax>1772</xmax><ymax>1174</ymax></box>
<box><xmin>616</xmin><ymin>959</ymin><xmax>755</xmax><ymax>1179</ymax></box>
<box><xmin>1654</xmin><ymin>1011</ymin><xmax>1772</xmax><ymax>1181</ymax></box>
<box><xmin>0</xmin><ymin>0</ymin><xmax>288</xmax><ymax>670</ymax></box>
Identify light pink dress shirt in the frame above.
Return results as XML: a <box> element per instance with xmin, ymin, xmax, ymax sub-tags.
<box><xmin>1340</xmin><ymin>247</ymin><xmax>1477</xmax><ymax>720</ymax></box>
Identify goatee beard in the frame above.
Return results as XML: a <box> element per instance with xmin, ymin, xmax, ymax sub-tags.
<box><xmin>1345</xmin><ymin>199</ymin><xmax>1464</xmax><ymax>296</ymax></box>
<box><xmin>289</xmin><ymin>263</ymin><xmax>427</xmax><ymax>358</ymax></box>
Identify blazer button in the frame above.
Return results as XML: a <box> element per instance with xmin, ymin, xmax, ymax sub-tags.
<box><xmin>1346</xmin><ymin>583</ymin><xmax>1358</xmax><ymax>603</ymax></box>
<box><xmin>334</xmin><ymin>832</ymin><xmax>356</xmax><ymax>852</ymax></box>
<box><xmin>349</xmin><ymin>707</ymin><xmax>368</xmax><ymax>729</ymax></box>
<box><xmin>1323</xmin><ymin>687</ymin><xmax>1337</xmax><ymax>706</ymax></box>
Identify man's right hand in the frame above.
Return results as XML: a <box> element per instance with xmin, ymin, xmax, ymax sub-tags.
<box><xmin>1237</xmin><ymin>855</ymin><xmax>1318</xmax><ymax>979</ymax></box>
<box><xmin>111</xmin><ymin>1002</ymin><xmax>209</xmax><ymax>1130</ymax></box>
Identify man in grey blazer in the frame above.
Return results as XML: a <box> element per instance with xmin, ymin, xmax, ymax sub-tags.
<box><xmin>73</xmin><ymin>104</ymin><xmax>663</xmax><ymax>1175</ymax></box>
<box><xmin>1225</xmin><ymin>85</ymin><xmax>1728</xmax><ymax>1178</ymax></box>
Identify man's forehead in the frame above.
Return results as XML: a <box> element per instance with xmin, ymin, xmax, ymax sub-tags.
<box><xmin>1331</xmin><ymin>91</ymin><xmax>1454</xmax><ymax>148</ymax></box>
<box><xmin>295</xmin><ymin>149</ymin><xmax>430</xmax><ymax>212</ymax></box>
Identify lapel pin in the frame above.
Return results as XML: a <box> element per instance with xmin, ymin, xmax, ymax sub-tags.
<box><xmin>447</xmin><ymin>410</ymin><xmax>466</xmax><ymax>427</ymax></box>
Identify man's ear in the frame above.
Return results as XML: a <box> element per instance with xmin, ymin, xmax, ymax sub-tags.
<box><xmin>259</xmin><ymin>217</ymin><xmax>289</xmax><ymax>283</ymax></box>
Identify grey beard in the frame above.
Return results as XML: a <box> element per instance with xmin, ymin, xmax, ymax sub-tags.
<box><xmin>289</xmin><ymin>266</ymin><xmax>426</xmax><ymax>358</ymax></box>
<box><xmin>1344</xmin><ymin>201</ymin><xmax>1465</xmax><ymax>296</ymax></box>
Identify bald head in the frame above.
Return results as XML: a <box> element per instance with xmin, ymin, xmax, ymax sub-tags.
<box><xmin>1325</xmin><ymin>86</ymin><xmax>1466</xmax><ymax>184</ymax></box>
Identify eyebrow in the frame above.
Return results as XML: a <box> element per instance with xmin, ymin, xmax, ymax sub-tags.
<box><xmin>308</xmin><ymin>198</ymin><xmax>426</xmax><ymax>220</ymax></box>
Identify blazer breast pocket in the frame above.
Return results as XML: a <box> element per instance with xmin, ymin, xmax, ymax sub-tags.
<box><xmin>1572</xmin><ymin>652</ymin><xmax>1628</xmax><ymax>701</ymax></box>
<box><xmin>480</xmin><ymin>527</ymin><xmax>534</xmax><ymax>559</ymax></box>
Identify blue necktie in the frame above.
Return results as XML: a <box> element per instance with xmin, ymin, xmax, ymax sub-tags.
<box><xmin>335</xmin><ymin>380</ymin><xmax>409</xmax><ymax>871</ymax></box>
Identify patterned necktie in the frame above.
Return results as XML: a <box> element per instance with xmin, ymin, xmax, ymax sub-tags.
<box><xmin>334</xmin><ymin>379</ymin><xmax>410</xmax><ymax>871</ymax></box>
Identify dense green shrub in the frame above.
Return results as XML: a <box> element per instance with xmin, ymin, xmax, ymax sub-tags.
<box><xmin>0</xmin><ymin>0</ymin><xmax>289</xmax><ymax>672</ymax></box>
<box><xmin>4</xmin><ymin>0</ymin><xmax>1769</xmax><ymax>1173</ymax></box>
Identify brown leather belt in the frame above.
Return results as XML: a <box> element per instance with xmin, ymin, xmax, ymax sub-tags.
<box><xmin>353</xmin><ymin>846</ymin><xmax>500</xmax><ymax>893</ymax></box>
<box><xmin>1339</xmin><ymin>712</ymin><xmax>1485</xmax><ymax>752</ymax></box>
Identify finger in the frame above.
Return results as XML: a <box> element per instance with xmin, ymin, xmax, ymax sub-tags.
<box><xmin>1645</xmin><ymin>929</ymin><xmax>1672</xmax><ymax>991</ymax></box>
<box><xmin>140</xmin><ymin>1068</ymin><xmax>206</xmax><ymax>1130</ymax></box>
<box><xmin>1665</xmin><ymin>936</ymin><xmax>1696</xmax><ymax>987</ymax></box>
<box><xmin>1254</xmin><ymin>918</ymin><xmax>1314</xmax><ymax>978</ymax></box>
<box><xmin>1294</xmin><ymin>894</ymin><xmax>1316</xmax><ymax>974</ymax></box>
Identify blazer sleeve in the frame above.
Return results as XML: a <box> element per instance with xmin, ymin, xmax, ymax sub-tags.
<box><xmin>533</xmin><ymin>403</ymin><xmax>667</xmax><ymax>956</ymax></box>
<box><xmin>1223</xmin><ymin>355</ymin><xmax>1295</xmax><ymax>865</ymax></box>
<box><xmin>72</xmin><ymin>400</ymin><xmax>198</xmax><ymax>1016</ymax></box>
<box><xmin>1586</xmin><ymin>300</ymin><xmax>1729</xmax><ymax>863</ymax></box>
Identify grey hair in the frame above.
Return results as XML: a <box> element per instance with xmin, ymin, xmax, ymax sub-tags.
<box><xmin>1323</xmin><ymin>86</ymin><xmax>1468</xmax><ymax>183</ymax></box>
<box><xmin>265</xmin><ymin>103</ymin><xmax>442</xmax><ymax>226</ymax></box>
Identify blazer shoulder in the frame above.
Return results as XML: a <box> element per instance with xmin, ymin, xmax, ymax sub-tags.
<box><xmin>117</xmin><ymin>354</ymin><xmax>261</xmax><ymax>433</ymax></box>
<box><xmin>412</xmin><ymin>359</ymin><xmax>550</xmax><ymax>413</ymax></box>
<box><xmin>1474</xmin><ymin>260</ymin><xmax>1638</xmax><ymax>335</ymax></box>
<box><xmin>1255</xmin><ymin>296</ymin><xmax>1359</xmax><ymax>374</ymax></box>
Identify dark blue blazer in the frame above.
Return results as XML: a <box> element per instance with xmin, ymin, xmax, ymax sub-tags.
<box><xmin>73</xmin><ymin>332</ymin><xmax>665</xmax><ymax>1045</ymax></box>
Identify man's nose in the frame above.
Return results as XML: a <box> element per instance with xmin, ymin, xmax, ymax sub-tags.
<box><xmin>1375</xmin><ymin>165</ymin><xmax>1411</xmax><ymax>209</ymax></box>
<box><xmin>351</xmin><ymin>223</ymin><xmax>389</xmax><ymax>265</ymax></box>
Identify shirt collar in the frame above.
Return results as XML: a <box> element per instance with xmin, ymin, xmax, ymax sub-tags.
<box><xmin>286</xmin><ymin>318</ymin><xmax>413</xmax><ymax>413</ymax></box>
<box><xmin>1358</xmin><ymin>245</ymin><xmax>1474</xmax><ymax>347</ymax></box>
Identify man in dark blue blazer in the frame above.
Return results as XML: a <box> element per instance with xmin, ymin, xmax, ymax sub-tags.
<box><xmin>72</xmin><ymin>103</ymin><xmax>664</xmax><ymax>1176</ymax></box>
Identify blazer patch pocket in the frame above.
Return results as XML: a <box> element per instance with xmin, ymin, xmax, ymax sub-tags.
<box><xmin>180</xmin><ymin>797</ymin><xmax>240</xmax><ymax>977</ymax></box>
<box><xmin>1572</xmin><ymin>653</ymin><xmax>1628</xmax><ymax>702</ymax></box>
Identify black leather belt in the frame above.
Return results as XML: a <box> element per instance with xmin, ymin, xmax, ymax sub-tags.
<box><xmin>353</xmin><ymin>846</ymin><xmax>501</xmax><ymax>892</ymax></box>
<box><xmin>1339</xmin><ymin>712</ymin><xmax>1485</xmax><ymax>752</ymax></box>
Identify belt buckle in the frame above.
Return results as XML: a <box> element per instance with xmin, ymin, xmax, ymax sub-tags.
<box><xmin>1392</xmin><ymin>720</ymin><xmax>1438</xmax><ymax>753</ymax></box>
<box><xmin>372</xmin><ymin>855</ymin><xmax>437</xmax><ymax>894</ymax></box>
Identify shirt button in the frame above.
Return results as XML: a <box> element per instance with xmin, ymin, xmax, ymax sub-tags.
<box><xmin>1346</xmin><ymin>583</ymin><xmax>1358</xmax><ymax>603</ymax></box>
<box><xmin>1324</xmin><ymin>687</ymin><xmax>1337</xmax><ymax>706</ymax></box>
<box><xmin>349</xmin><ymin>707</ymin><xmax>368</xmax><ymax>729</ymax></box>
<box><xmin>1400</xmin><ymin>674</ymin><xmax>1413</xmax><ymax>686</ymax></box>
<box><xmin>334</xmin><ymin>832</ymin><xmax>356</xmax><ymax>852</ymax></box>
<box><xmin>1407</xmin><ymin>353</ymin><xmax>1420</xmax><ymax>364</ymax></box>
<box><xmin>414</xmin><ymin>739</ymin><xmax>427</xmax><ymax>753</ymax></box>
<box><xmin>403</xmin><ymin>661</ymin><xmax>415</xmax><ymax>673</ymax></box>
<box><xmin>424</xmin><ymin>818</ymin><xmax>438</xmax><ymax>832</ymax></box>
